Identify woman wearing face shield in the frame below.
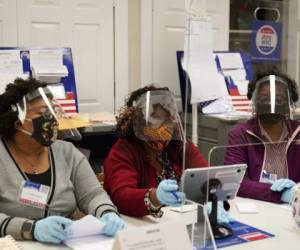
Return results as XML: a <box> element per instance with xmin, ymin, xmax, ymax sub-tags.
<box><xmin>224</xmin><ymin>71</ymin><xmax>300</xmax><ymax>204</ymax></box>
<box><xmin>0</xmin><ymin>78</ymin><xmax>125</xmax><ymax>244</ymax></box>
<box><xmin>104</xmin><ymin>86</ymin><xmax>232</xmax><ymax>222</ymax></box>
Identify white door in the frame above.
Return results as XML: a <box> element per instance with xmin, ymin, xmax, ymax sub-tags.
<box><xmin>142</xmin><ymin>0</ymin><xmax>229</xmax><ymax>97</ymax></box>
<box><xmin>17</xmin><ymin>0</ymin><xmax>114</xmax><ymax>113</ymax></box>
<box><xmin>0</xmin><ymin>0</ymin><xmax>17</xmax><ymax>46</ymax></box>
<box><xmin>288</xmin><ymin>0</ymin><xmax>300</xmax><ymax>88</ymax></box>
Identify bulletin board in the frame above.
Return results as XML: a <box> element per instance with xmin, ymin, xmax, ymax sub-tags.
<box><xmin>0</xmin><ymin>47</ymin><xmax>78</xmax><ymax>112</ymax></box>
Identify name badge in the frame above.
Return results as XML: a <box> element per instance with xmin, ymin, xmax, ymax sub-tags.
<box><xmin>18</xmin><ymin>180</ymin><xmax>50</xmax><ymax>209</ymax></box>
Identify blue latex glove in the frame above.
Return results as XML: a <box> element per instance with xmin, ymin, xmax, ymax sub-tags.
<box><xmin>100</xmin><ymin>212</ymin><xmax>125</xmax><ymax>237</ymax></box>
<box><xmin>156</xmin><ymin>179</ymin><xmax>185</xmax><ymax>207</ymax></box>
<box><xmin>270</xmin><ymin>179</ymin><xmax>296</xmax><ymax>192</ymax></box>
<box><xmin>281</xmin><ymin>187</ymin><xmax>295</xmax><ymax>203</ymax></box>
<box><xmin>34</xmin><ymin>216</ymin><xmax>73</xmax><ymax>244</ymax></box>
<box><xmin>206</xmin><ymin>201</ymin><xmax>234</xmax><ymax>224</ymax></box>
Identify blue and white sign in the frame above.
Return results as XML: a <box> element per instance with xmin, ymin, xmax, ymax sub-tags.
<box><xmin>251</xmin><ymin>21</ymin><xmax>282</xmax><ymax>63</ymax></box>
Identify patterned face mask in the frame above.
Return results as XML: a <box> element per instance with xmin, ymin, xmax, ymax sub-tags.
<box><xmin>22</xmin><ymin>111</ymin><xmax>59</xmax><ymax>147</ymax></box>
<box><xmin>143</xmin><ymin>124</ymin><xmax>173</xmax><ymax>151</ymax></box>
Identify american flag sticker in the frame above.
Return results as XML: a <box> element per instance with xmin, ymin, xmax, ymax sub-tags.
<box><xmin>230</xmin><ymin>95</ymin><xmax>252</xmax><ymax>112</ymax></box>
<box><xmin>56</xmin><ymin>91</ymin><xmax>77</xmax><ymax>113</ymax></box>
<box><xmin>226</xmin><ymin>77</ymin><xmax>252</xmax><ymax>113</ymax></box>
<box><xmin>239</xmin><ymin>231</ymin><xmax>271</xmax><ymax>241</ymax></box>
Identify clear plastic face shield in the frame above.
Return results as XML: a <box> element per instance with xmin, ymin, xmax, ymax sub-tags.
<box><xmin>133</xmin><ymin>90</ymin><xmax>185</xmax><ymax>151</ymax></box>
<box><xmin>14</xmin><ymin>87</ymin><xmax>81</xmax><ymax>146</ymax></box>
<box><xmin>252</xmin><ymin>75</ymin><xmax>293</xmax><ymax>122</ymax></box>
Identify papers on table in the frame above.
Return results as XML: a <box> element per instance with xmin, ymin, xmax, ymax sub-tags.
<box><xmin>183</xmin><ymin>16</ymin><xmax>228</xmax><ymax>104</ymax></box>
<box><xmin>57</xmin><ymin>111</ymin><xmax>117</xmax><ymax>130</ymax></box>
<box><xmin>202</xmin><ymin>96</ymin><xmax>233</xmax><ymax>114</ymax></box>
<box><xmin>236</xmin><ymin>202</ymin><xmax>259</xmax><ymax>214</ymax></box>
<box><xmin>65</xmin><ymin>235</ymin><xmax>114</xmax><ymax>250</ymax></box>
<box><xmin>68</xmin><ymin>215</ymin><xmax>104</xmax><ymax>238</ymax></box>
<box><xmin>170</xmin><ymin>204</ymin><xmax>197</xmax><ymax>213</ymax></box>
<box><xmin>0</xmin><ymin>235</ymin><xmax>21</xmax><ymax>250</ymax></box>
<box><xmin>74</xmin><ymin>112</ymin><xmax>116</xmax><ymax>123</ymax></box>
<box><xmin>30</xmin><ymin>49</ymin><xmax>68</xmax><ymax>83</ymax></box>
<box><xmin>64</xmin><ymin>215</ymin><xmax>114</xmax><ymax>250</ymax></box>
<box><xmin>58</xmin><ymin>115</ymin><xmax>91</xmax><ymax>130</ymax></box>
<box><xmin>86</xmin><ymin>112</ymin><xmax>116</xmax><ymax>123</ymax></box>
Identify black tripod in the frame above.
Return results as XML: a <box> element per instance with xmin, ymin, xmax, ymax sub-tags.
<box><xmin>202</xmin><ymin>178</ymin><xmax>233</xmax><ymax>239</ymax></box>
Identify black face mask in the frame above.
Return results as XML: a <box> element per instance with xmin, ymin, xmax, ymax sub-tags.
<box><xmin>258</xmin><ymin>113</ymin><xmax>285</xmax><ymax>125</ymax></box>
<box><xmin>31</xmin><ymin>115</ymin><xmax>58</xmax><ymax>146</ymax></box>
<box><xmin>256</xmin><ymin>103</ymin><xmax>289</xmax><ymax>115</ymax></box>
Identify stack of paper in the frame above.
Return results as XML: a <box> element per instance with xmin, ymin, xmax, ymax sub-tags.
<box><xmin>32</xmin><ymin>65</ymin><xmax>68</xmax><ymax>83</ymax></box>
<box><xmin>64</xmin><ymin>215</ymin><xmax>114</xmax><ymax>250</ymax></box>
<box><xmin>30</xmin><ymin>49</ymin><xmax>68</xmax><ymax>83</ymax></box>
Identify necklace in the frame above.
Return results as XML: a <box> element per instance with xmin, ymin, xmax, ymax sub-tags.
<box><xmin>10</xmin><ymin>142</ymin><xmax>44</xmax><ymax>174</ymax></box>
<box><xmin>144</xmin><ymin>143</ymin><xmax>179</xmax><ymax>183</ymax></box>
<box><xmin>156</xmin><ymin>152</ymin><xmax>179</xmax><ymax>184</ymax></box>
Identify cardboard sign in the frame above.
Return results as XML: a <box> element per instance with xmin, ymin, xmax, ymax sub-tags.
<box><xmin>113</xmin><ymin>221</ymin><xmax>192</xmax><ymax>250</ymax></box>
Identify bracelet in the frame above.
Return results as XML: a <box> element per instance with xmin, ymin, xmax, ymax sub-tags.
<box><xmin>144</xmin><ymin>189</ymin><xmax>163</xmax><ymax>218</ymax></box>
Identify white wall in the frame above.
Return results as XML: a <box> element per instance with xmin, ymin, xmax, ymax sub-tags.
<box><xmin>0</xmin><ymin>0</ymin><xmax>129</xmax><ymax>113</ymax></box>
<box><xmin>128</xmin><ymin>0</ymin><xmax>141</xmax><ymax>94</ymax></box>
<box><xmin>140</xmin><ymin>0</ymin><xmax>230</xmax><ymax>97</ymax></box>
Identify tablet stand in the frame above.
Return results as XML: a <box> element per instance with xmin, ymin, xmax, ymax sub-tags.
<box><xmin>202</xmin><ymin>178</ymin><xmax>233</xmax><ymax>239</ymax></box>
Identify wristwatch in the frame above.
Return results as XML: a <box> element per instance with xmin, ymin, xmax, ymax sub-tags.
<box><xmin>21</xmin><ymin>220</ymin><xmax>35</xmax><ymax>240</ymax></box>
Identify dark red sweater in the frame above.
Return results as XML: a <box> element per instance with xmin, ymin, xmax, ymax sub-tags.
<box><xmin>104</xmin><ymin>138</ymin><xmax>208</xmax><ymax>217</ymax></box>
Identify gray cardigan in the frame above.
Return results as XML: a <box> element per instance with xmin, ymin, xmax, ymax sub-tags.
<box><xmin>0</xmin><ymin>139</ymin><xmax>118</xmax><ymax>240</ymax></box>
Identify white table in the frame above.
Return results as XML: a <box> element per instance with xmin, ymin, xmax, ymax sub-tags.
<box><xmin>226</xmin><ymin>197</ymin><xmax>300</xmax><ymax>250</ymax></box>
<box><xmin>17</xmin><ymin>205</ymin><xmax>198</xmax><ymax>250</ymax></box>
<box><xmin>17</xmin><ymin>197</ymin><xmax>300</xmax><ymax>250</ymax></box>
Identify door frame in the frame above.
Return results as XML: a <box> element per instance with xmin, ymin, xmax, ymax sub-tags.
<box><xmin>115</xmin><ymin>0</ymin><xmax>129</xmax><ymax>111</ymax></box>
<box><xmin>141</xmin><ymin>0</ymin><xmax>153</xmax><ymax>86</ymax></box>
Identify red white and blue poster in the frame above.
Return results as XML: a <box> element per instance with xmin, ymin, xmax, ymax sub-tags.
<box><xmin>251</xmin><ymin>21</ymin><xmax>282</xmax><ymax>63</ymax></box>
<box><xmin>198</xmin><ymin>220</ymin><xmax>274</xmax><ymax>250</ymax></box>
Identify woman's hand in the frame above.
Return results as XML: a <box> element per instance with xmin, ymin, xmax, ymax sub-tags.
<box><xmin>100</xmin><ymin>212</ymin><xmax>125</xmax><ymax>237</ymax></box>
<box><xmin>155</xmin><ymin>179</ymin><xmax>185</xmax><ymax>207</ymax></box>
<box><xmin>34</xmin><ymin>216</ymin><xmax>73</xmax><ymax>244</ymax></box>
<box><xmin>206</xmin><ymin>202</ymin><xmax>234</xmax><ymax>224</ymax></box>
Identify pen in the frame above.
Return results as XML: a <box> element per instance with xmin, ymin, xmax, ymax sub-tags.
<box><xmin>171</xmin><ymin>191</ymin><xmax>179</xmax><ymax>201</ymax></box>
